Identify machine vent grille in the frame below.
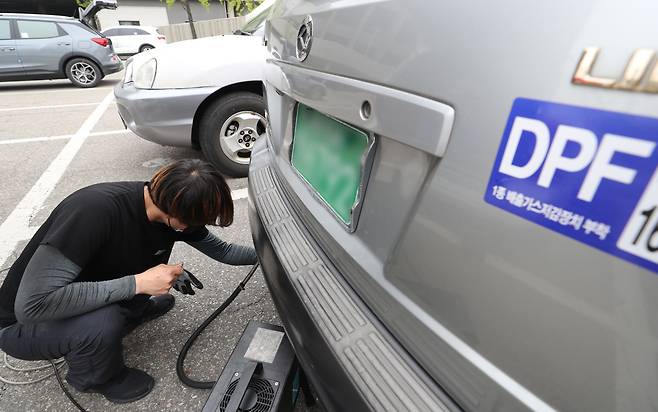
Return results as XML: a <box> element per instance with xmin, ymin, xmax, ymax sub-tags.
<box><xmin>219</xmin><ymin>377</ymin><xmax>276</xmax><ymax>412</ymax></box>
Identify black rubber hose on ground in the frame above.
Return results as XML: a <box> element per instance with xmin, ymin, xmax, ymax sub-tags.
<box><xmin>50</xmin><ymin>360</ymin><xmax>86</xmax><ymax>412</ymax></box>
<box><xmin>176</xmin><ymin>262</ymin><xmax>260</xmax><ymax>389</ymax></box>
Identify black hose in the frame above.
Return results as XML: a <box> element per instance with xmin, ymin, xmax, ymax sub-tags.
<box><xmin>50</xmin><ymin>360</ymin><xmax>87</xmax><ymax>412</ymax></box>
<box><xmin>176</xmin><ymin>262</ymin><xmax>260</xmax><ymax>389</ymax></box>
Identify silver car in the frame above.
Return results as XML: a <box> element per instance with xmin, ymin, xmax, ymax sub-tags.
<box><xmin>114</xmin><ymin>1</ymin><xmax>272</xmax><ymax>178</ymax></box>
<box><xmin>0</xmin><ymin>1</ymin><xmax>122</xmax><ymax>88</ymax></box>
<box><xmin>250</xmin><ymin>1</ymin><xmax>658</xmax><ymax>411</ymax></box>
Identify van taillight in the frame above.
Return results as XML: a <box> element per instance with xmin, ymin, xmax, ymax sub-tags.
<box><xmin>91</xmin><ymin>37</ymin><xmax>110</xmax><ymax>47</ymax></box>
<box><xmin>158</xmin><ymin>35</ymin><xmax>166</xmax><ymax>40</ymax></box>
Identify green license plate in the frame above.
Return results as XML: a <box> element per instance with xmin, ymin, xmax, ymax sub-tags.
<box><xmin>291</xmin><ymin>104</ymin><xmax>370</xmax><ymax>226</ymax></box>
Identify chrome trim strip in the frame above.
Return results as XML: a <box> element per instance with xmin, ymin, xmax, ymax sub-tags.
<box><xmin>265</xmin><ymin>60</ymin><xmax>455</xmax><ymax>157</ymax></box>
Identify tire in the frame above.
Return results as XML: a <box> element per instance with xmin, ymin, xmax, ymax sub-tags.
<box><xmin>199</xmin><ymin>92</ymin><xmax>266</xmax><ymax>178</ymax></box>
<box><xmin>139</xmin><ymin>44</ymin><xmax>154</xmax><ymax>53</ymax></box>
<box><xmin>65</xmin><ymin>58</ymin><xmax>102</xmax><ymax>88</ymax></box>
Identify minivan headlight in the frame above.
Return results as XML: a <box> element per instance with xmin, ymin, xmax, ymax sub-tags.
<box><xmin>134</xmin><ymin>58</ymin><xmax>157</xmax><ymax>89</ymax></box>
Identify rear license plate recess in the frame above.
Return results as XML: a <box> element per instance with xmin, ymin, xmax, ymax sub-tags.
<box><xmin>291</xmin><ymin>104</ymin><xmax>373</xmax><ymax>229</ymax></box>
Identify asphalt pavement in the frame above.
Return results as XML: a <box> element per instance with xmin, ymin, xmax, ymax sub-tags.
<box><xmin>0</xmin><ymin>72</ymin><xmax>316</xmax><ymax>411</ymax></box>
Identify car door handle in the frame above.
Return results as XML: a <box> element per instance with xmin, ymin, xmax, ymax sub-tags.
<box><xmin>0</xmin><ymin>47</ymin><xmax>16</xmax><ymax>52</ymax></box>
<box><xmin>57</xmin><ymin>42</ymin><xmax>71</xmax><ymax>46</ymax></box>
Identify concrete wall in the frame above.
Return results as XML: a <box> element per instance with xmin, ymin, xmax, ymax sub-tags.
<box><xmin>158</xmin><ymin>16</ymin><xmax>245</xmax><ymax>43</ymax></box>
<box><xmin>97</xmin><ymin>1</ymin><xmax>169</xmax><ymax>30</ymax></box>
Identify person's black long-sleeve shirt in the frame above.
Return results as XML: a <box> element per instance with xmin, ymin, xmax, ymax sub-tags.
<box><xmin>0</xmin><ymin>181</ymin><xmax>256</xmax><ymax>327</ymax></box>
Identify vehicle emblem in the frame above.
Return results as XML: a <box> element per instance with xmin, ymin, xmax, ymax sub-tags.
<box><xmin>296</xmin><ymin>16</ymin><xmax>313</xmax><ymax>62</ymax></box>
<box><xmin>573</xmin><ymin>47</ymin><xmax>658</xmax><ymax>93</ymax></box>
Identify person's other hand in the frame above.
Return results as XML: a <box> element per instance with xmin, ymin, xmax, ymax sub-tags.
<box><xmin>134</xmin><ymin>263</ymin><xmax>183</xmax><ymax>295</ymax></box>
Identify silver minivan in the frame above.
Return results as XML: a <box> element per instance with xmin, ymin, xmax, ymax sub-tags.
<box><xmin>249</xmin><ymin>0</ymin><xmax>658</xmax><ymax>411</ymax></box>
<box><xmin>0</xmin><ymin>1</ymin><xmax>122</xmax><ymax>88</ymax></box>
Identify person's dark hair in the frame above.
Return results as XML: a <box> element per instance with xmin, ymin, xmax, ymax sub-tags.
<box><xmin>149</xmin><ymin>159</ymin><xmax>233</xmax><ymax>227</ymax></box>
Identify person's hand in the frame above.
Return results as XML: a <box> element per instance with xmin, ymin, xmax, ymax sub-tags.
<box><xmin>134</xmin><ymin>263</ymin><xmax>183</xmax><ymax>296</ymax></box>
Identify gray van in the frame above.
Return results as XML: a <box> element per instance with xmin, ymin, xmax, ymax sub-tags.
<box><xmin>249</xmin><ymin>0</ymin><xmax>658</xmax><ymax>411</ymax></box>
<box><xmin>0</xmin><ymin>1</ymin><xmax>121</xmax><ymax>88</ymax></box>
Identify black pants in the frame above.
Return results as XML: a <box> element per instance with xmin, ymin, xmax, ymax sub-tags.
<box><xmin>0</xmin><ymin>295</ymin><xmax>151</xmax><ymax>390</ymax></box>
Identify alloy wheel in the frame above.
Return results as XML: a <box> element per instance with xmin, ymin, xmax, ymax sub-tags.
<box><xmin>218</xmin><ymin>111</ymin><xmax>266</xmax><ymax>165</ymax></box>
<box><xmin>70</xmin><ymin>62</ymin><xmax>96</xmax><ymax>85</ymax></box>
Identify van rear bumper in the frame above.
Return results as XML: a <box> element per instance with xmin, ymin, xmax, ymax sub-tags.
<box><xmin>248</xmin><ymin>138</ymin><xmax>457</xmax><ymax>412</ymax></box>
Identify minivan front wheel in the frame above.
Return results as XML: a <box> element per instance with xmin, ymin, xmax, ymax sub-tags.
<box><xmin>199</xmin><ymin>92</ymin><xmax>266</xmax><ymax>178</ymax></box>
<box><xmin>65</xmin><ymin>58</ymin><xmax>102</xmax><ymax>88</ymax></box>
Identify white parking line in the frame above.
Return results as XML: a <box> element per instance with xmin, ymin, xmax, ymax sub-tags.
<box><xmin>232</xmin><ymin>188</ymin><xmax>248</xmax><ymax>200</ymax></box>
<box><xmin>11</xmin><ymin>226</ymin><xmax>39</xmax><ymax>245</ymax></box>
<box><xmin>0</xmin><ymin>91</ymin><xmax>115</xmax><ymax>268</ymax></box>
<box><xmin>0</xmin><ymin>86</ymin><xmax>114</xmax><ymax>97</ymax></box>
<box><xmin>0</xmin><ymin>102</ymin><xmax>103</xmax><ymax>113</ymax></box>
<box><xmin>0</xmin><ymin>129</ymin><xmax>131</xmax><ymax>145</ymax></box>
<box><xmin>0</xmin><ymin>102</ymin><xmax>116</xmax><ymax>112</ymax></box>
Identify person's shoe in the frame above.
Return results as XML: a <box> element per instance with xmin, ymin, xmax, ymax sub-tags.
<box><xmin>83</xmin><ymin>367</ymin><xmax>154</xmax><ymax>404</ymax></box>
<box><xmin>124</xmin><ymin>294</ymin><xmax>175</xmax><ymax>336</ymax></box>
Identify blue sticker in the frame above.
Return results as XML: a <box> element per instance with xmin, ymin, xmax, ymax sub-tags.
<box><xmin>485</xmin><ymin>98</ymin><xmax>658</xmax><ymax>273</ymax></box>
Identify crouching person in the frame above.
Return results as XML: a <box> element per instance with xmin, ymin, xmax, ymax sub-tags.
<box><xmin>0</xmin><ymin>159</ymin><xmax>257</xmax><ymax>403</ymax></box>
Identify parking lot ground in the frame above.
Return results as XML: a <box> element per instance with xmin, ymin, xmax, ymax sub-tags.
<box><xmin>0</xmin><ymin>105</ymin><xmax>107</xmax><ymax>141</ymax></box>
<box><xmin>0</xmin><ymin>85</ymin><xmax>116</xmax><ymax>109</ymax></box>
<box><xmin>0</xmin><ymin>73</ymin><xmax>318</xmax><ymax>411</ymax></box>
<box><xmin>91</xmin><ymin>103</ymin><xmax>129</xmax><ymax>133</ymax></box>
